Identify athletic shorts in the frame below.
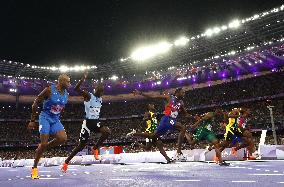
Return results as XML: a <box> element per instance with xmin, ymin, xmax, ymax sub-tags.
<box><xmin>39</xmin><ymin>112</ymin><xmax>64</xmax><ymax>135</ymax></box>
<box><xmin>146</xmin><ymin>125</ymin><xmax>157</xmax><ymax>133</ymax></box>
<box><xmin>193</xmin><ymin>127</ymin><xmax>217</xmax><ymax>142</ymax></box>
<box><xmin>79</xmin><ymin>119</ymin><xmax>103</xmax><ymax>143</ymax></box>
<box><xmin>224</xmin><ymin>128</ymin><xmax>243</xmax><ymax>145</ymax></box>
<box><xmin>155</xmin><ymin>116</ymin><xmax>176</xmax><ymax>136</ymax></box>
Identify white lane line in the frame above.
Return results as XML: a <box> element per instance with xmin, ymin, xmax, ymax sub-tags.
<box><xmin>265</xmin><ymin>170</ymin><xmax>270</xmax><ymax>172</ymax></box>
<box><xmin>67</xmin><ymin>169</ymin><xmax>77</xmax><ymax>171</ymax></box>
<box><xmin>274</xmin><ymin>171</ymin><xmax>279</xmax><ymax>173</ymax></box>
<box><xmin>256</xmin><ymin>169</ymin><xmax>261</xmax><ymax>171</ymax></box>
<box><xmin>228</xmin><ymin>166</ymin><xmax>246</xmax><ymax>169</ymax></box>
<box><xmin>174</xmin><ymin>180</ymin><xmax>201</xmax><ymax>182</ymax></box>
<box><xmin>163</xmin><ymin>170</ymin><xmax>186</xmax><ymax>172</ymax></box>
<box><xmin>84</xmin><ymin>172</ymin><xmax>90</xmax><ymax>174</ymax></box>
<box><xmin>109</xmin><ymin>179</ymin><xmax>134</xmax><ymax>181</ymax></box>
<box><xmin>8</xmin><ymin>179</ymin><xmax>12</xmax><ymax>181</ymax></box>
<box><xmin>277</xmin><ymin>182</ymin><xmax>284</xmax><ymax>184</ymax></box>
<box><xmin>249</xmin><ymin>174</ymin><xmax>284</xmax><ymax>176</ymax></box>
<box><xmin>39</xmin><ymin>178</ymin><xmax>59</xmax><ymax>180</ymax></box>
<box><xmin>256</xmin><ymin>165</ymin><xmax>270</xmax><ymax>167</ymax></box>
<box><xmin>39</xmin><ymin>171</ymin><xmax>51</xmax><ymax>173</ymax></box>
<box><xmin>248</xmin><ymin>168</ymin><xmax>253</xmax><ymax>170</ymax></box>
<box><xmin>121</xmin><ymin>169</ymin><xmax>131</xmax><ymax>172</ymax></box>
<box><xmin>232</xmin><ymin>181</ymin><xmax>256</xmax><ymax>183</ymax></box>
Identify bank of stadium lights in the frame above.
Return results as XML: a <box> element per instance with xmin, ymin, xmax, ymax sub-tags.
<box><xmin>174</xmin><ymin>36</ymin><xmax>189</xmax><ymax>46</ymax></box>
<box><xmin>29</xmin><ymin>64</ymin><xmax>96</xmax><ymax>72</ymax></box>
<box><xmin>110</xmin><ymin>75</ymin><xmax>118</xmax><ymax>81</ymax></box>
<box><xmin>130</xmin><ymin>41</ymin><xmax>173</xmax><ymax>61</ymax></box>
<box><xmin>205</xmin><ymin>19</ymin><xmax>241</xmax><ymax>37</ymax></box>
<box><xmin>120</xmin><ymin>58</ymin><xmax>129</xmax><ymax>62</ymax></box>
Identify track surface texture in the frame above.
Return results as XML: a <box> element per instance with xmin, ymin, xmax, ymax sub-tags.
<box><xmin>1</xmin><ymin>160</ymin><xmax>284</xmax><ymax>187</ymax></box>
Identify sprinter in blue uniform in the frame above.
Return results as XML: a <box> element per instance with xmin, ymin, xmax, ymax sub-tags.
<box><xmin>61</xmin><ymin>72</ymin><xmax>110</xmax><ymax>172</ymax></box>
<box><xmin>28</xmin><ymin>74</ymin><xmax>70</xmax><ymax>179</ymax></box>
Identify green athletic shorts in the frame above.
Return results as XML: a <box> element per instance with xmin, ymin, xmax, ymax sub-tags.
<box><xmin>193</xmin><ymin>127</ymin><xmax>217</xmax><ymax>142</ymax></box>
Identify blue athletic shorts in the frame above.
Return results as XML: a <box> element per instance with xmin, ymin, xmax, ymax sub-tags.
<box><xmin>38</xmin><ymin>112</ymin><xmax>64</xmax><ymax>135</ymax></box>
<box><xmin>155</xmin><ymin>116</ymin><xmax>177</xmax><ymax>136</ymax></box>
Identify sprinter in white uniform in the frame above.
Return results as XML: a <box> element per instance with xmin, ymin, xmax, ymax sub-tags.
<box><xmin>61</xmin><ymin>72</ymin><xmax>110</xmax><ymax>172</ymax></box>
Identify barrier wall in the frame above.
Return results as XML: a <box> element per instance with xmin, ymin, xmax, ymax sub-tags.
<box><xmin>2</xmin><ymin>146</ymin><xmax>284</xmax><ymax>167</ymax></box>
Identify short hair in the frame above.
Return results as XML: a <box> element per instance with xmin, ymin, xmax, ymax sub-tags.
<box><xmin>58</xmin><ymin>74</ymin><xmax>70</xmax><ymax>82</ymax></box>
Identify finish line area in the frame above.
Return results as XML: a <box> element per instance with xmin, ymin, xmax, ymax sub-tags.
<box><xmin>1</xmin><ymin>160</ymin><xmax>284</xmax><ymax>187</ymax></box>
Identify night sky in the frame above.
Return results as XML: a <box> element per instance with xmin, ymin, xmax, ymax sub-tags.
<box><xmin>0</xmin><ymin>0</ymin><xmax>283</xmax><ymax>66</ymax></box>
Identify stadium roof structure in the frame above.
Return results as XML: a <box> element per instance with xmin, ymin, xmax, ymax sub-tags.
<box><xmin>0</xmin><ymin>5</ymin><xmax>284</xmax><ymax>80</ymax></box>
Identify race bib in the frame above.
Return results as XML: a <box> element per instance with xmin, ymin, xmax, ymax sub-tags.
<box><xmin>90</xmin><ymin>107</ymin><xmax>101</xmax><ymax>117</ymax></box>
<box><xmin>169</xmin><ymin>119</ymin><xmax>175</xmax><ymax>125</ymax></box>
<box><xmin>170</xmin><ymin>111</ymin><xmax>178</xmax><ymax>118</ymax></box>
<box><xmin>206</xmin><ymin>124</ymin><xmax>212</xmax><ymax>131</ymax></box>
<box><xmin>50</xmin><ymin>105</ymin><xmax>64</xmax><ymax>114</ymax></box>
<box><xmin>152</xmin><ymin>118</ymin><xmax>158</xmax><ymax>124</ymax></box>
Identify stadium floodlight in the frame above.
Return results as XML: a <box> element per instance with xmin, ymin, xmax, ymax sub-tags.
<box><xmin>59</xmin><ymin>65</ymin><xmax>69</xmax><ymax>72</ymax></box>
<box><xmin>174</xmin><ymin>36</ymin><xmax>189</xmax><ymax>46</ymax></box>
<box><xmin>253</xmin><ymin>14</ymin><xmax>260</xmax><ymax>20</ymax></box>
<box><xmin>228</xmin><ymin>19</ymin><xmax>241</xmax><ymax>28</ymax></box>
<box><xmin>205</xmin><ymin>28</ymin><xmax>214</xmax><ymax>37</ymax></box>
<box><xmin>110</xmin><ymin>75</ymin><xmax>118</xmax><ymax>81</ymax></box>
<box><xmin>221</xmin><ymin>25</ymin><xmax>228</xmax><ymax>31</ymax></box>
<box><xmin>229</xmin><ymin>50</ymin><xmax>236</xmax><ymax>55</ymax></box>
<box><xmin>72</xmin><ymin>65</ymin><xmax>78</xmax><ymax>71</ymax></box>
<box><xmin>213</xmin><ymin>27</ymin><xmax>221</xmax><ymax>34</ymax></box>
<box><xmin>131</xmin><ymin>41</ymin><xmax>172</xmax><ymax>61</ymax></box>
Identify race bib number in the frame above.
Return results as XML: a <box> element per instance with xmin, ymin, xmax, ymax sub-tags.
<box><xmin>170</xmin><ymin>111</ymin><xmax>178</xmax><ymax>118</ymax></box>
<box><xmin>169</xmin><ymin>119</ymin><xmax>175</xmax><ymax>125</ymax></box>
<box><xmin>90</xmin><ymin>107</ymin><xmax>100</xmax><ymax>117</ymax></box>
<box><xmin>206</xmin><ymin>124</ymin><xmax>212</xmax><ymax>131</ymax></box>
<box><xmin>152</xmin><ymin>118</ymin><xmax>158</xmax><ymax>124</ymax></box>
<box><xmin>50</xmin><ymin>105</ymin><xmax>63</xmax><ymax>114</ymax></box>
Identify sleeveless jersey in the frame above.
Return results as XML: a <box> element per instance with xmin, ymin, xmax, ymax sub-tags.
<box><xmin>224</xmin><ymin>111</ymin><xmax>242</xmax><ymax>139</ymax></box>
<box><xmin>199</xmin><ymin>113</ymin><xmax>214</xmax><ymax>131</ymax></box>
<box><xmin>84</xmin><ymin>92</ymin><xmax>102</xmax><ymax>119</ymax></box>
<box><xmin>164</xmin><ymin>95</ymin><xmax>183</xmax><ymax>118</ymax></box>
<box><xmin>237</xmin><ymin>116</ymin><xmax>247</xmax><ymax>129</ymax></box>
<box><xmin>42</xmin><ymin>84</ymin><xmax>68</xmax><ymax>118</ymax></box>
<box><xmin>145</xmin><ymin>111</ymin><xmax>158</xmax><ymax>133</ymax></box>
